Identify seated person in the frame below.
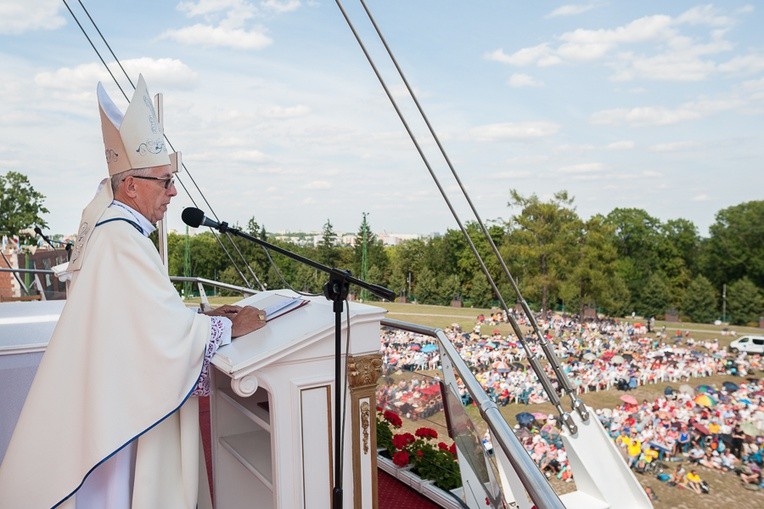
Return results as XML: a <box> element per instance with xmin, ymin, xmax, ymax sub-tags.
<box><xmin>685</xmin><ymin>470</ymin><xmax>703</xmax><ymax>494</ymax></box>
<box><xmin>688</xmin><ymin>444</ymin><xmax>705</xmax><ymax>463</ymax></box>
<box><xmin>739</xmin><ymin>462</ymin><xmax>762</xmax><ymax>486</ymax></box>
<box><xmin>669</xmin><ymin>464</ymin><xmax>686</xmax><ymax>486</ymax></box>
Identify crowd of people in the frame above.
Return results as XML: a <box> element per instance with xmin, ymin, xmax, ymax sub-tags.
<box><xmin>377</xmin><ymin>311</ymin><xmax>764</xmax><ymax>496</ymax></box>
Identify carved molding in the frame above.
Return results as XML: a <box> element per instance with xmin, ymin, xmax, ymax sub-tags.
<box><xmin>231</xmin><ymin>374</ymin><xmax>258</xmax><ymax>397</ymax></box>
<box><xmin>360</xmin><ymin>401</ymin><xmax>371</xmax><ymax>454</ymax></box>
<box><xmin>347</xmin><ymin>353</ymin><xmax>383</xmax><ymax>389</ymax></box>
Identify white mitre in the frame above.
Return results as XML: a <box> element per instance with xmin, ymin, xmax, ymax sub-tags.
<box><xmin>66</xmin><ymin>75</ymin><xmax>174</xmax><ymax>274</ymax></box>
<box><xmin>98</xmin><ymin>74</ymin><xmax>170</xmax><ymax>174</ymax></box>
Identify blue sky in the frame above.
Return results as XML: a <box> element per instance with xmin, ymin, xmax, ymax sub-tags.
<box><xmin>1</xmin><ymin>1</ymin><xmax>762</xmax><ymax>238</ymax></box>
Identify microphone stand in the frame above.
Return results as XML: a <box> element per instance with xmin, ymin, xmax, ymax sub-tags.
<box><xmin>35</xmin><ymin>227</ymin><xmax>73</xmax><ymax>261</ymax></box>
<box><xmin>207</xmin><ymin>220</ymin><xmax>394</xmax><ymax>509</ymax></box>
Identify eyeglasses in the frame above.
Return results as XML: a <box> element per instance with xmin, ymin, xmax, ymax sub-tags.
<box><xmin>133</xmin><ymin>175</ymin><xmax>175</xmax><ymax>190</ymax></box>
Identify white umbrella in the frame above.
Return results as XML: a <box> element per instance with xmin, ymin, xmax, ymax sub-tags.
<box><xmin>611</xmin><ymin>355</ymin><xmax>625</xmax><ymax>364</ymax></box>
<box><xmin>679</xmin><ymin>384</ymin><xmax>695</xmax><ymax>395</ymax></box>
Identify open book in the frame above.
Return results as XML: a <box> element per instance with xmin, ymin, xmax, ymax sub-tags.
<box><xmin>261</xmin><ymin>294</ymin><xmax>309</xmax><ymax>322</ymax></box>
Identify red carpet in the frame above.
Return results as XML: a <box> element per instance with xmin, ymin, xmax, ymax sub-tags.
<box><xmin>199</xmin><ymin>396</ymin><xmax>441</xmax><ymax>508</ymax></box>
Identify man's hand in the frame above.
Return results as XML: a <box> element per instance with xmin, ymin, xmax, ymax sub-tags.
<box><xmin>204</xmin><ymin>304</ymin><xmax>242</xmax><ymax>317</ymax></box>
<box><xmin>228</xmin><ymin>305</ymin><xmax>267</xmax><ymax>338</ymax></box>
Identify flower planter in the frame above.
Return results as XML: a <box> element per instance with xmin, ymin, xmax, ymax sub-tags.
<box><xmin>377</xmin><ymin>453</ymin><xmax>463</xmax><ymax>509</ymax></box>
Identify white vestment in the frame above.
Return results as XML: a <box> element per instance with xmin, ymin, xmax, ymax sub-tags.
<box><xmin>0</xmin><ymin>204</ymin><xmax>225</xmax><ymax>509</ymax></box>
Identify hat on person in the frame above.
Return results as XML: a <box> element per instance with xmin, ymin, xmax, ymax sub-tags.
<box><xmin>67</xmin><ymin>75</ymin><xmax>176</xmax><ymax>274</ymax></box>
<box><xmin>97</xmin><ymin>74</ymin><xmax>172</xmax><ymax>175</ymax></box>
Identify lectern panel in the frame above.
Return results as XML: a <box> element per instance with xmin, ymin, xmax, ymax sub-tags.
<box><xmin>301</xmin><ymin>385</ymin><xmax>332</xmax><ymax>509</ymax></box>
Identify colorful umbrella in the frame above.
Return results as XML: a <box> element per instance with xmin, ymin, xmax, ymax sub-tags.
<box><xmin>696</xmin><ymin>384</ymin><xmax>715</xmax><ymax>394</ymax></box>
<box><xmin>620</xmin><ymin>394</ymin><xmax>638</xmax><ymax>405</ymax></box>
<box><xmin>694</xmin><ymin>394</ymin><xmax>717</xmax><ymax>407</ymax></box>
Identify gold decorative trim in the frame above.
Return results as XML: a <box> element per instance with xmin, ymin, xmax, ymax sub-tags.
<box><xmin>347</xmin><ymin>353</ymin><xmax>383</xmax><ymax>388</ymax></box>
<box><xmin>361</xmin><ymin>401</ymin><xmax>371</xmax><ymax>454</ymax></box>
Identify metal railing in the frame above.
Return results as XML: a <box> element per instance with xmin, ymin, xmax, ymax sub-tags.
<box><xmin>382</xmin><ymin>318</ymin><xmax>565</xmax><ymax>509</ymax></box>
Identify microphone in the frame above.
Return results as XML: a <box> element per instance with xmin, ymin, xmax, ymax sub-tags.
<box><xmin>181</xmin><ymin>207</ymin><xmax>229</xmax><ymax>231</ymax></box>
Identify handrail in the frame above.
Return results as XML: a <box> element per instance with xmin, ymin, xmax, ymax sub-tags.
<box><xmin>0</xmin><ymin>269</ymin><xmax>258</xmax><ymax>301</ymax></box>
<box><xmin>169</xmin><ymin>276</ymin><xmax>259</xmax><ymax>296</ymax></box>
<box><xmin>0</xmin><ymin>268</ymin><xmax>54</xmax><ymax>275</ymax></box>
<box><xmin>381</xmin><ymin>318</ymin><xmax>565</xmax><ymax>509</ymax></box>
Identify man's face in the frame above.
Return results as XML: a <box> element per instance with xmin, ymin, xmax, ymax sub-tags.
<box><xmin>131</xmin><ymin>165</ymin><xmax>177</xmax><ymax>223</ymax></box>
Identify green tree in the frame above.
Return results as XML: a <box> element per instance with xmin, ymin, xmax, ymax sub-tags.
<box><xmin>559</xmin><ymin>214</ymin><xmax>618</xmax><ymax>316</ymax></box>
<box><xmin>388</xmin><ymin>238</ymin><xmax>428</xmax><ymax>300</ymax></box>
<box><xmin>703</xmin><ymin>201</ymin><xmax>764</xmax><ymax>290</ymax></box>
<box><xmin>352</xmin><ymin>215</ymin><xmax>389</xmax><ymax>293</ymax></box>
<box><xmin>0</xmin><ymin>171</ymin><xmax>49</xmax><ymax>236</ymax></box>
<box><xmin>505</xmin><ymin>189</ymin><xmax>580</xmax><ymax>313</ymax></box>
<box><xmin>640</xmin><ymin>273</ymin><xmax>670</xmax><ymax>318</ymax></box>
<box><xmin>682</xmin><ymin>275</ymin><xmax>718</xmax><ymax>323</ymax></box>
<box><xmin>317</xmin><ymin>219</ymin><xmax>340</xmax><ymax>267</ymax></box>
<box><xmin>466</xmin><ymin>271</ymin><xmax>494</xmax><ymax>308</ymax></box>
<box><xmin>414</xmin><ymin>266</ymin><xmax>440</xmax><ymax>304</ymax></box>
<box><xmin>605</xmin><ymin>208</ymin><xmax>663</xmax><ymax>312</ymax></box>
<box><xmin>726</xmin><ymin>277</ymin><xmax>764</xmax><ymax>325</ymax></box>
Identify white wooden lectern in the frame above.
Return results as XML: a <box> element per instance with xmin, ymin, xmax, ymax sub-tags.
<box><xmin>209</xmin><ymin>290</ymin><xmax>385</xmax><ymax>509</ymax></box>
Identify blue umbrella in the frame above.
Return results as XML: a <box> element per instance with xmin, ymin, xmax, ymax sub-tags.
<box><xmin>723</xmin><ymin>381</ymin><xmax>739</xmax><ymax>392</ymax></box>
<box><xmin>421</xmin><ymin>344</ymin><xmax>438</xmax><ymax>353</ymax></box>
<box><xmin>516</xmin><ymin>412</ymin><xmax>535</xmax><ymax>426</ymax></box>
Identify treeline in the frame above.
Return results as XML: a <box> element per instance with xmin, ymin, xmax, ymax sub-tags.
<box><xmin>167</xmin><ymin>191</ymin><xmax>764</xmax><ymax>326</ymax></box>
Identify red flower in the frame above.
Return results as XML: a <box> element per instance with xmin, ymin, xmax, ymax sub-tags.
<box><xmin>392</xmin><ymin>432</ymin><xmax>416</xmax><ymax>450</ymax></box>
<box><xmin>383</xmin><ymin>410</ymin><xmax>403</xmax><ymax>428</ymax></box>
<box><xmin>438</xmin><ymin>442</ymin><xmax>449</xmax><ymax>451</ymax></box>
<box><xmin>415</xmin><ymin>427</ymin><xmax>438</xmax><ymax>440</ymax></box>
<box><xmin>449</xmin><ymin>443</ymin><xmax>457</xmax><ymax>456</ymax></box>
<box><xmin>416</xmin><ymin>450</ymin><xmax>424</xmax><ymax>458</ymax></box>
<box><xmin>392</xmin><ymin>450</ymin><xmax>410</xmax><ymax>467</ymax></box>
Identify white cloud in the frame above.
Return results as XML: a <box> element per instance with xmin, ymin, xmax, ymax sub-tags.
<box><xmin>177</xmin><ymin>0</ymin><xmax>254</xmax><ymax>20</ymax></box>
<box><xmin>590</xmin><ymin>105</ymin><xmax>702</xmax><ymax>126</ymax></box>
<box><xmin>648</xmin><ymin>141</ymin><xmax>701</xmax><ymax>152</ymax></box>
<box><xmin>304</xmin><ymin>180</ymin><xmax>331</xmax><ymax>189</ymax></box>
<box><xmin>692</xmin><ymin>193</ymin><xmax>712</xmax><ymax>202</ymax></box>
<box><xmin>675</xmin><ymin>5</ymin><xmax>735</xmax><ymax>28</ymax></box>
<box><xmin>0</xmin><ymin>0</ymin><xmax>65</xmax><ymax>35</ymax></box>
<box><xmin>488</xmin><ymin>5</ymin><xmax>756</xmax><ymax>83</ymax></box>
<box><xmin>558</xmin><ymin>162</ymin><xmax>605</xmax><ymax>174</ymax></box>
<box><xmin>493</xmin><ymin>170</ymin><xmax>533</xmax><ymax>179</ymax></box>
<box><xmin>469</xmin><ymin>121</ymin><xmax>560</xmax><ymax>141</ymax></box>
<box><xmin>261</xmin><ymin>0</ymin><xmax>301</xmax><ymax>13</ymax></box>
<box><xmin>34</xmin><ymin>59</ymin><xmax>199</xmax><ymax>93</ymax></box>
<box><xmin>262</xmin><ymin>105</ymin><xmax>310</xmax><ymax>118</ymax></box>
<box><xmin>606</xmin><ymin>140</ymin><xmax>635</xmax><ymax>150</ymax></box>
<box><xmin>160</xmin><ymin>24</ymin><xmax>272</xmax><ymax>50</ymax></box>
<box><xmin>507</xmin><ymin>73</ymin><xmax>543</xmax><ymax>88</ymax></box>
<box><xmin>230</xmin><ymin>149</ymin><xmax>268</xmax><ymax>162</ymax></box>
<box><xmin>546</xmin><ymin>4</ymin><xmax>596</xmax><ymax>18</ymax></box>
<box><xmin>484</xmin><ymin>44</ymin><xmax>560</xmax><ymax>67</ymax></box>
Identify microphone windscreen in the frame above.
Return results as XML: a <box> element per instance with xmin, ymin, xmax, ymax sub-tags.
<box><xmin>181</xmin><ymin>207</ymin><xmax>205</xmax><ymax>228</ymax></box>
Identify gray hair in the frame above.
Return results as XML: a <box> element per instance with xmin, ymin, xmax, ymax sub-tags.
<box><xmin>110</xmin><ymin>167</ymin><xmax>154</xmax><ymax>193</ymax></box>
